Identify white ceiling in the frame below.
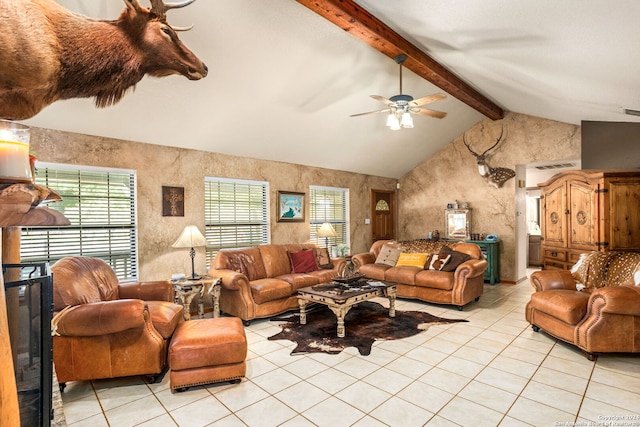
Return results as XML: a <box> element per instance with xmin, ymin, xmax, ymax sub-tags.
<box><xmin>24</xmin><ymin>0</ymin><xmax>640</xmax><ymax>178</ymax></box>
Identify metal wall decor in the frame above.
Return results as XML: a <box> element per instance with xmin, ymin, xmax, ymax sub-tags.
<box><xmin>162</xmin><ymin>186</ymin><xmax>184</xmax><ymax>217</ymax></box>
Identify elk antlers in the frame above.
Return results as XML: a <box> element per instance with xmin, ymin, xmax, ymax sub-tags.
<box><xmin>126</xmin><ymin>0</ymin><xmax>196</xmax><ymax>30</ymax></box>
<box><xmin>463</xmin><ymin>126</ymin><xmax>504</xmax><ymax>159</ymax></box>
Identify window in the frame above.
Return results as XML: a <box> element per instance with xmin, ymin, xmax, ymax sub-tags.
<box><xmin>309</xmin><ymin>186</ymin><xmax>350</xmax><ymax>249</ymax></box>
<box><xmin>204</xmin><ymin>177</ymin><xmax>270</xmax><ymax>264</ymax></box>
<box><xmin>20</xmin><ymin>163</ymin><xmax>137</xmax><ymax>280</ymax></box>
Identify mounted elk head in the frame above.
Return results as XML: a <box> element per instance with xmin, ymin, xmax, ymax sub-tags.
<box><xmin>463</xmin><ymin>126</ymin><xmax>516</xmax><ymax>189</ymax></box>
<box><xmin>0</xmin><ymin>0</ymin><xmax>208</xmax><ymax>120</ymax></box>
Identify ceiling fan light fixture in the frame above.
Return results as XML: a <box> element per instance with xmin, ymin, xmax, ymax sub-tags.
<box><xmin>400</xmin><ymin>112</ymin><xmax>414</xmax><ymax>128</ymax></box>
<box><xmin>387</xmin><ymin>114</ymin><xmax>401</xmax><ymax>130</ymax></box>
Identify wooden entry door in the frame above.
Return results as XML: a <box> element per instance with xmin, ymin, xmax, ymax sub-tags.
<box><xmin>371</xmin><ymin>189</ymin><xmax>395</xmax><ymax>243</ymax></box>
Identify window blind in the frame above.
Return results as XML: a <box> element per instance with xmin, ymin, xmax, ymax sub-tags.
<box><xmin>309</xmin><ymin>186</ymin><xmax>350</xmax><ymax>248</ymax></box>
<box><xmin>20</xmin><ymin>164</ymin><xmax>137</xmax><ymax>280</ymax></box>
<box><xmin>204</xmin><ymin>177</ymin><xmax>270</xmax><ymax>264</ymax></box>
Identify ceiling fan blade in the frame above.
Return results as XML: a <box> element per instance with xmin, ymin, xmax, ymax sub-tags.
<box><xmin>370</xmin><ymin>95</ymin><xmax>393</xmax><ymax>105</ymax></box>
<box><xmin>409</xmin><ymin>93</ymin><xmax>447</xmax><ymax>107</ymax></box>
<box><xmin>412</xmin><ymin>108</ymin><xmax>447</xmax><ymax>119</ymax></box>
<box><xmin>350</xmin><ymin>108</ymin><xmax>391</xmax><ymax>117</ymax></box>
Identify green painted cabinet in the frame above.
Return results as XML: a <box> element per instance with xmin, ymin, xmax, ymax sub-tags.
<box><xmin>445</xmin><ymin>238</ymin><xmax>500</xmax><ymax>284</ymax></box>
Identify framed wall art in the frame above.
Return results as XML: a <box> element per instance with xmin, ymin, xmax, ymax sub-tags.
<box><xmin>162</xmin><ymin>186</ymin><xmax>184</xmax><ymax>217</ymax></box>
<box><xmin>277</xmin><ymin>191</ymin><xmax>305</xmax><ymax>222</ymax></box>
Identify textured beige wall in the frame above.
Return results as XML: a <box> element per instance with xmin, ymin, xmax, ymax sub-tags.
<box><xmin>398</xmin><ymin>112</ymin><xmax>581</xmax><ymax>282</ymax></box>
<box><xmin>30</xmin><ymin>127</ymin><xmax>396</xmax><ymax>281</ymax></box>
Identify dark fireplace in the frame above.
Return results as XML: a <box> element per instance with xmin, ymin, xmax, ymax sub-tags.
<box><xmin>3</xmin><ymin>263</ymin><xmax>53</xmax><ymax>427</ymax></box>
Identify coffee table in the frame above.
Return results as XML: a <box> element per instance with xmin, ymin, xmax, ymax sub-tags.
<box><xmin>297</xmin><ymin>280</ymin><xmax>396</xmax><ymax>338</ymax></box>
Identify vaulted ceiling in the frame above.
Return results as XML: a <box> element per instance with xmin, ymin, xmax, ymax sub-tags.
<box><xmin>25</xmin><ymin>0</ymin><xmax>640</xmax><ymax>178</ymax></box>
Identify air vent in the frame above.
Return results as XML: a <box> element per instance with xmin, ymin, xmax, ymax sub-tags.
<box><xmin>624</xmin><ymin>108</ymin><xmax>640</xmax><ymax>116</ymax></box>
<box><xmin>535</xmin><ymin>163</ymin><xmax>576</xmax><ymax>170</ymax></box>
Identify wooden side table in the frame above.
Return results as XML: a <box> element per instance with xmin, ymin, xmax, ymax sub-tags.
<box><xmin>173</xmin><ymin>277</ymin><xmax>221</xmax><ymax>320</ymax></box>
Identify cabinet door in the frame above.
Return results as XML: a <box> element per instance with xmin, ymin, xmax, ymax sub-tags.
<box><xmin>608</xmin><ymin>180</ymin><xmax>640</xmax><ymax>250</ymax></box>
<box><xmin>542</xmin><ymin>181</ymin><xmax>566</xmax><ymax>248</ymax></box>
<box><xmin>568</xmin><ymin>180</ymin><xmax>597</xmax><ymax>250</ymax></box>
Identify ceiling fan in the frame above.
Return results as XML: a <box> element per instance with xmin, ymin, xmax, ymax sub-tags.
<box><xmin>351</xmin><ymin>54</ymin><xmax>447</xmax><ymax>130</ymax></box>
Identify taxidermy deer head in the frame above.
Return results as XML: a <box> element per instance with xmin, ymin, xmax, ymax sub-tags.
<box><xmin>463</xmin><ymin>126</ymin><xmax>516</xmax><ymax>189</ymax></box>
<box><xmin>0</xmin><ymin>0</ymin><xmax>208</xmax><ymax>120</ymax></box>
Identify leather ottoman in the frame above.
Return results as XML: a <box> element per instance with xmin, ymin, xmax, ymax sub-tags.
<box><xmin>169</xmin><ymin>317</ymin><xmax>247</xmax><ymax>391</ymax></box>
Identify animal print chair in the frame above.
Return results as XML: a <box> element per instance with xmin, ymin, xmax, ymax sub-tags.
<box><xmin>526</xmin><ymin>251</ymin><xmax>640</xmax><ymax>360</ymax></box>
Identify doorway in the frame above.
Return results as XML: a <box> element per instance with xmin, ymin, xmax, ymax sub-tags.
<box><xmin>371</xmin><ymin>189</ymin><xmax>395</xmax><ymax>244</ymax></box>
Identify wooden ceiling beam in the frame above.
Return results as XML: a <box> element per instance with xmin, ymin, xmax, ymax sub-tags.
<box><xmin>295</xmin><ymin>0</ymin><xmax>504</xmax><ymax>120</ymax></box>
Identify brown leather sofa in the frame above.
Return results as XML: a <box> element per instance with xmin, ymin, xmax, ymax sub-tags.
<box><xmin>51</xmin><ymin>256</ymin><xmax>184</xmax><ymax>389</ymax></box>
<box><xmin>526</xmin><ymin>265</ymin><xmax>640</xmax><ymax>360</ymax></box>
<box><xmin>208</xmin><ymin>244</ymin><xmax>345</xmax><ymax>324</ymax></box>
<box><xmin>352</xmin><ymin>239</ymin><xmax>487</xmax><ymax>310</ymax></box>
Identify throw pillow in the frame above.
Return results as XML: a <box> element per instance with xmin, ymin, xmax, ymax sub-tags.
<box><xmin>426</xmin><ymin>254</ymin><xmax>451</xmax><ymax>270</ymax></box>
<box><xmin>375</xmin><ymin>245</ymin><xmax>401</xmax><ymax>266</ymax></box>
<box><xmin>438</xmin><ymin>247</ymin><xmax>472</xmax><ymax>272</ymax></box>
<box><xmin>227</xmin><ymin>253</ymin><xmax>262</xmax><ymax>281</ymax></box>
<box><xmin>313</xmin><ymin>247</ymin><xmax>333</xmax><ymax>269</ymax></box>
<box><xmin>395</xmin><ymin>252</ymin><xmax>429</xmax><ymax>268</ymax></box>
<box><xmin>288</xmin><ymin>250</ymin><xmax>318</xmax><ymax>273</ymax></box>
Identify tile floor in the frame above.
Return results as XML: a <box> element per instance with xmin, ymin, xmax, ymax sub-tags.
<box><xmin>60</xmin><ymin>274</ymin><xmax>640</xmax><ymax>426</ymax></box>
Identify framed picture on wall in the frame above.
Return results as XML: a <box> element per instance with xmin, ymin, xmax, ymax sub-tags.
<box><xmin>162</xmin><ymin>186</ymin><xmax>184</xmax><ymax>217</ymax></box>
<box><xmin>277</xmin><ymin>191</ymin><xmax>305</xmax><ymax>222</ymax></box>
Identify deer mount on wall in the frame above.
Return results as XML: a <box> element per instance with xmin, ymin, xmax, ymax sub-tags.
<box><xmin>463</xmin><ymin>125</ymin><xmax>516</xmax><ymax>189</ymax></box>
<box><xmin>0</xmin><ymin>0</ymin><xmax>208</xmax><ymax>120</ymax></box>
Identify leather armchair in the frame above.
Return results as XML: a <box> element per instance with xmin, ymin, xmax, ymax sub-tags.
<box><xmin>526</xmin><ymin>269</ymin><xmax>640</xmax><ymax>360</ymax></box>
<box><xmin>51</xmin><ymin>256</ymin><xmax>183</xmax><ymax>389</ymax></box>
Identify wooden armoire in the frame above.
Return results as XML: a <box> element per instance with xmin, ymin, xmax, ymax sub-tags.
<box><xmin>539</xmin><ymin>170</ymin><xmax>640</xmax><ymax>270</ymax></box>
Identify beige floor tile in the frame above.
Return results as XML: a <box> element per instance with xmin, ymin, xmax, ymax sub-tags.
<box><xmin>249</xmin><ymin>367</ymin><xmax>303</xmax><ymax>394</ymax></box>
<box><xmin>541</xmin><ymin>355</ymin><xmax>595</xmax><ymax>380</ymax></box>
<box><xmin>66</xmin><ymin>412</ymin><xmax>109</xmax><ymax>427</ymax></box>
<box><xmin>304</xmin><ymin>367</ymin><xmax>357</xmax><ymax>395</ymax></box>
<box><xmin>386</xmin><ymin>352</ymin><xmax>433</xmax><ymax>377</ymax></box>
<box><xmin>507</xmin><ymin>396</ymin><xmax>574</xmax><ymax>426</ymax></box>
<box><xmin>585</xmin><ymin>381</ymin><xmax>640</xmax><ymax>412</ymax></box>
<box><xmin>362</xmin><ymin>366</ymin><xmax>414</xmax><ymax>395</ymax></box>
<box><xmin>424</xmin><ymin>414</ymin><xmax>465</xmax><ymax>426</ymax></box>
<box><xmin>457</xmin><ymin>380</ymin><xmax>518</xmax><ymax>413</ymax></box>
<box><xmin>396</xmin><ymin>380</ymin><xmax>454</xmax><ymax>413</ymax></box>
<box><xmin>438</xmin><ymin>396</ymin><xmax>504</xmax><ymax>427</ymax></box>
<box><xmin>350</xmin><ymin>415</ymin><xmax>390</xmax><ymax>427</ymax></box>
<box><xmin>274</xmin><ymin>381</ymin><xmax>330</xmax><ymax>412</ymax></box>
<box><xmin>369</xmin><ymin>395</ymin><xmax>435</xmax><ymax>427</ymax></box>
<box><xmin>104</xmin><ymin>394</ymin><xmax>167</xmax><ymax>427</ymax></box>
<box><xmin>334</xmin><ymin>356</ymin><xmax>382</xmax><ymax>379</ymax></box>
<box><xmin>590</xmin><ymin>366</ymin><xmax>640</xmax><ymax>393</ymax></box>
<box><xmin>136</xmin><ymin>413</ymin><xmax>178</xmax><ymax>426</ymax></box>
<box><xmin>301</xmin><ymin>396</ymin><xmax>366</xmax><ymax>427</ymax></box>
<box><xmin>474</xmin><ymin>366</ymin><xmax>529</xmax><ymax>395</ymax></box>
<box><xmin>61</xmin><ymin>393</ymin><xmax>104</xmax><ymax>425</ymax></box>
<box><xmin>404</xmin><ymin>344</ymin><xmax>449</xmax><ymax>366</ymax></box>
<box><xmin>488</xmin><ymin>354</ymin><xmax>539</xmax><ymax>379</ymax></box>
<box><xmin>335</xmin><ymin>381</ymin><xmax>392</xmax><ymax>413</ymax></box>
<box><xmin>437</xmin><ymin>355</ymin><xmax>485</xmax><ymax>378</ymax></box>
<box><xmin>577</xmin><ymin>397</ymin><xmax>639</xmax><ymax>423</ymax></box>
<box><xmin>245</xmin><ymin>356</ymin><xmax>279</xmax><ymax>378</ymax></box>
<box><xmin>418</xmin><ymin>367</ymin><xmax>471</xmax><ymax>395</ymax></box>
<box><xmin>212</xmin><ymin>381</ymin><xmax>270</xmax><ymax>412</ymax></box>
<box><xmin>531</xmin><ymin>366</ymin><xmax>589</xmax><ymax>395</ymax></box>
<box><xmin>206</xmin><ymin>413</ymin><xmax>249</xmax><ymax>427</ymax></box>
<box><xmin>521</xmin><ymin>380</ymin><xmax>583</xmax><ymax>414</ymax></box>
<box><xmin>282</xmin><ymin>356</ymin><xmax>329</xmax><ymax>379</ymax></box>
<box><xmin>154</xmin><ymin>386</ymin><xmax>210</xmax><ymax>412</ymax></box>
<box><xmin>235</xmin><ymin>396</ymin><xmax>297</xmax><ymax>427</ymax></box>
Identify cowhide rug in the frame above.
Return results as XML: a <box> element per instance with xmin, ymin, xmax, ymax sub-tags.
<box><xmin>268</xmin><ymin>301</ymin><xmax>468</xmax><ymax>356</ymax></box>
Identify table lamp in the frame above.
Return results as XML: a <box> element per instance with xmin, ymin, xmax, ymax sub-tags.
<box><xmin>172</xmin><ymin>225</ymin><xmax>208</xmax><ymax>279</ymax></box>
<box><xmin>317</xmin><ymin>222</ymin><xmax>337</xmax><ymax>248</ymax></box>
<box><xmin>0</xmin><ymin>120</ymin><xmax>32</xmax><ymax>183</ymax></box>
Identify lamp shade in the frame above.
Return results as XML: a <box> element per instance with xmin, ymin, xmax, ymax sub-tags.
<box><xmin>172</xmin><ymin>225</ymin><xmax>208</xmax><ymax>248</ymax></box>
<box><xmin>317</xmin><ymin>222</ymin><xmax>337</xmax><ymax>238</ymax></box>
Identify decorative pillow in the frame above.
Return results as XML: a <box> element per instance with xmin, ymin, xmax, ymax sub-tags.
<box><xmin>227</xmin><ymin>253</ymin><xmax>262</xmax><ymax>281</ymax></box>
<box><xmin>288</xmin><ymin>250</ymin><xmax>318</xmax><ymax>273</ymax></box>
<box><xmin>426</xmin><ymin>254</ymin><xmax>451</xmax><ymax>270</ymax></box>
<box><xmin>395</xmin><ymin>253</ymin><xmax>429</xmax><ymax>268</ymax></box>
<box><xmin>438</xmin><ymin>246</ymin><xmax>472</xmax><ymax>272</ymax></box>
<box><xmin>313</xmin><ymin>247</ymin><xmax>333</xmax><ymax>269</ymax></box>
<box><xmin>375</xmin><ymin>245</ymin><xmax>401</xmax><ymax>267</ymax></box>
